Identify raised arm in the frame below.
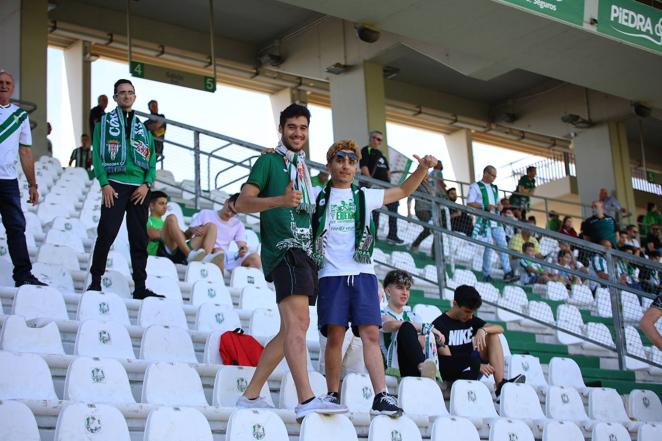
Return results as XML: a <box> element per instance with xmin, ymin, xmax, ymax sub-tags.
<box><xmin>383</xmin><ymin>155</ymin><xmax>438</xmax><ymax>205</ymax></box>
<box><xmin>235</xmin><ymin>182</ymin><xmax>300</xmax><ymax>214</ymax></box>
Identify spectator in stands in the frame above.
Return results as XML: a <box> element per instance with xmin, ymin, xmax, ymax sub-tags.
<box><xmin>145</xmin><ymin>100</ymin><xmax>166</xmax><ymax>160</ymax></box>
<box><xmin>0</xmin><ymin>70</ymin><xmax>47</xmax><ymax>287</ymax></box>
<box><xmin>590</xmin><ymin>240</ymin><xmax>613</xmax><ymax>289</ymax></box>
<box><xmin>623</xmin><ymin>224</ymin><xmax>641</xmax><ymax>249</ymax></box>
<box><xmin>408</xmin><ymin>163</ymin><xmax>445</xmax><ymax>255</ymax></box>
<box><xmin>644</xmin><ymin>224</ymin><xmax>662</xmax><ymax>257</ymax></box>
<box><xmin>68</xmin><ymin>133</ymin><xmax>92</xmax><ymax>170</ymax></box>
<box><xmin>616</xmin><ymin>246</ymin><xmax>641</xmax><ymax>289</ymax></box>
<box><xmin>234</xmin><ymin>104</ymin><xmax>346</xmax><ymax>418</ymax></box>
<box><xmin>560</xmin><ymin>216</ymin><xmax>578</xmax><ymax>238</ymax></box>
<box><xmin>189</xmin><ymin>193</ymin><xmax>262</xmax><ymax>271</ymax></box>
<box><xmin>558</xmin><ymin>242</ymin><xmax>589</xmax><ymax>276</ymax></box>
<box><xmin>381</xmin><ymin>269</ymin><xmax>445</xmax><ymax>379</ymax></box>
<box><xmin>360</xmin><ymin>130</ymin><xmax>404</xmax><ymax>244</ymax></box>
<box><xmin>501</xmin><ymin>207</ymin><xmax>517</xmax><ymax>241</ymax></box>
<box><xmin>640</xmin><ymin>250</ymin><xmax>661</xmax><ymax>294</ymax></box>
<box><xmin>467</xmin><ymin>166</ymin><xmax>517</xmax><ymax>283</ymax></box>
<box><xmin>546</xmin><ymin>211</ymin><xmax>561</xmax><ymax>232</ymax></box>
<box><xmin>313</xmin><ymin>139</ymin><xmax>437</xmax><ymax>416</ymax></box>
<box><xmin>89</xmin><ymin>94</ymin><xmax>108</xmax><ymax>136</ymax></box>
<box><xmin>642</xmin><ymin>203</ymin><xmax>662</xmax><ymax>237</ymax></box>
<box><xmin>432</xmin><ymin>285</ymin><xmax>524</xmax><ymax>396</ymax></box>
<box><xmin>146</xmin><ymin>191</ymin><xmax>217</xmax><ymax>265</ymax></box>
<box><xmin>310</xmin><ymin>170</ymin><xmax>329</xmax><ymax>189</ymax></box>
<box><xmin>581</xmin><ymin>200</ymin><xmax>617</xmax><ymax>247</ymax></box>
<box><xmin>509</xmin><ymin>228</ymin><xmax>543</xmax><ymax>258</ymax></box>
<box><xmin>447</xmin><ymin>187</ymin><xmax>473</xmax><ymax>236</ymax></box>
<box><xmin>519</xmin><ymin>242</ymin><xmax>553</xmax><ymax>285</ymax></box>
<box><xmin>509</xmin><ymin>166</ymin><xmax>536</xmax><ymax>220</ymax></box>
<box><xmin>87</xmin><ymin>79</ymin><xmax>163</xmax><ymax>300</ymax></box>
<box><xmin>639</xmin><ymin>292</ymin><xmax>662</xmax><ymax>350</ymax></box>
<box><xmin>553</xmin><ymin>249</ymin><xmax>582</xmax><ymax>287</ymax></box>
<box><xmin>600</xmin><ymin>188</ymin><xmax>628</xmax><ymax>227</ymax></box>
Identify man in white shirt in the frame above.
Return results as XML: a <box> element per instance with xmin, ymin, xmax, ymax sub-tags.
<box><xmin>467</xmin><ymin>166</ymin><xmax>517</xmax><ymax>283</ymax></box>
<box><xmin>313</xmin><ymin>139</ymin><xmax>437</xmax><ymax>415</ymax></box>
<box><xmin>0</xmin><ymin>70</ymin><xmax>46</xmax><ymax>287</ymax></box>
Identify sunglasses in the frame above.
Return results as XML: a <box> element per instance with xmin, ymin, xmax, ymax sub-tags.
<box><xmin>335</xmin><ymin>151</ymin><xmax>358</xmax><ymax>162</ymax></box>
<box><xmin>371</xmin><ymin>136</ymin><xmax>383</xmax><ymax>142</ymax></box>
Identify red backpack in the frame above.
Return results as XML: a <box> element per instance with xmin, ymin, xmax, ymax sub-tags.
<box><xmin>219</xmin><ymin>329</ymin><xmax>264</xmax><ymax>366</ymax></box>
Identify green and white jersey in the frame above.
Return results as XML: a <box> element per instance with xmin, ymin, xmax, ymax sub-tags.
<box><xmin>591</xmin><ymin>254</ymin><xmax>608</xmax><ymax>275</ymax></box>
<box><xmin>0</xmin><ymin>103</ymin><xmax>31</xmax><ymax>179</ymax></box>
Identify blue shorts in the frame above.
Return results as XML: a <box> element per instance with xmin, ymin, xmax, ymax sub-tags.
<box><xmin>317</xmin><ymin>273</ymin><xmax>381</xmax><ymax>337</ymax></box>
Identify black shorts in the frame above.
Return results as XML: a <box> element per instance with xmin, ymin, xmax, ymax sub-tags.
<box><xmin>438</xmin><ymin>351</ymin><xmax>484</xmax><ymax>382</ymax></box>
<box><xmin>156</xmin><ymin>242</ymin><xmax>187</xmax><ymax>265</ymax></box>
<box><xmin>268</xmin><ymin>248</ymin><xmax>318</xmax><ymax>306</ymax></box>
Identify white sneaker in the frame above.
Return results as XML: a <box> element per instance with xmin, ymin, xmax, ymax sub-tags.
<box><xmin>236</xmin><ymin>395</ymin><xmax>274</xmax><ymax>409</ymax></box>
<box><xmin>295</xmin><ymin>396</ymin><xmax>348</xmax><ymax>421</ymax></box>
<box><xmin>204</xmin><ymin>250</ymin><xmax>225</xmax><ymax>267</ymax></box>
<box><xmin>187</xmin><ymin>249</ymin><xmax>208</xmax><ymax>263</ymax></box>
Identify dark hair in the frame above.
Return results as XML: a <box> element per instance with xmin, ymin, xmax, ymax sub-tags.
<box><xmin>522</xmin><ymin>242</ymin><xmax>535</xmax><ymax>252</ymax></box>
<box><xmin>527</xmin><ymin>215</ymin><xmax>537</xmax><ymax>224</ymax></box>
<box><xmin>81</xmin><ymin>133</ymin><xmax>89</xmax><ymax>138</ymax></box>
<box><xmin>148</xmin><ymin>100</ymin><xmax>157</xmax><ymax>106</ymax></box>
<box><xmin>526</xmin><ymin>166</ymin><xmax>536</xmax><ymax>172</ymax></box>
<box><xmin>114</xmin><ymin>79</ymin><xmax>134</xmax><ymax>95</ymax></box>
<box><xmin>650</xmin><ymin>250</ymin><xmax>660</xmax><ymax>259</ymax></box>
<box><xmin>454</xmin><ymin>285</ymin><xmax>482</xmax><ymax>310</ymax></box>
<box><xmin>227</xmin><ymin>192</ymin><xmax>240</xmax><ymax>205</ymax></box>
<box><xmin>446</xmin><ymin>187</ymin><xmax>456</xmax><ymax>194</ymax></box>
<box><xmin>625</xmin><ymin>224</ymin><xmax>637</xmax><ymax>232</ymax></box>
<box><xmin>150</xmin><ymin>190</ymin><xmax>168</xmax><ymax>202</ymax></box>
<box><xmin>384</xmin><ymin>270</ymin><xmax>413</xmax><ymax>289</ymax></box>
<box><xmin>647</xmin><ymin>202</ymin><xmax>656</xmax><ymax>212</ymax></box>
<box><xmin>279</xmin><ymin>103</ymin><xmax>310</xmax><ymax>128</ymax></box>
<box><xmin>557</xmin><ymin>249</ymin><xmax>571</xmax><ymax>260</ymax></box>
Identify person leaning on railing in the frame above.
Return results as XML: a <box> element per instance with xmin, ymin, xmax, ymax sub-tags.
<box><xmin>640</xmin><ymin>293</ymin><xmax>662</xmax><ymax>351</ymax></box>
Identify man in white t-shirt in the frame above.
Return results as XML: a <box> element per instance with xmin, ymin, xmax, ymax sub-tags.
<box><xmin>467</xmin><ymin>166</ymin><xmax>517</xmax><ymax>283</ymax></box>
<box><xmin>189</xmin><ymin>193</ymin><xmax>261</xmax><ymax>271</ymax></box>
<box><xmin>312</xmin><ymin>139</ymin><xmax>437</xmax><ymax>416</ymax></box>
<box><xmin>0</xmin><ymin>70</ymin><xmax>46</xmax><ymax>287</ymax></box>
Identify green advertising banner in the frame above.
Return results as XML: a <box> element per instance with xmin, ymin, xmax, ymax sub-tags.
<box><xmin>497</xmin><ymin>0</ymin><xmax>585</xmax><ymax>26</ymax></box>
<box><xmin>598</xmin><ymin>0</ymin><xmax>662</xmax><ymax>53</ymax></box>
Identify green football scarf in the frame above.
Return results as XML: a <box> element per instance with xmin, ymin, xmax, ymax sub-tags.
<box><xmin>99</xmin><ymin>107</ymin><xmax>151</xmax><ymax>174</ymax></box>
<box><xmin>275</xmin><ymin>142</ymin><xmax>315</xmax><ymax>215</ymax></box>
<box><xmin>472</xmin><ymin>181</ymin><xmax>499</xmax><ymax>239</ymax></box>
<box><xmin>312</xmin><ymin>183</ymin><xmax>374</xmax><ymax>268</ymax></box>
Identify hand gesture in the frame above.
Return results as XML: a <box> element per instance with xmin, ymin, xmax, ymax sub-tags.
<box><xmin>479</xmin><ymin>363</ymin><xmax>495</xmax><ymax>377</ymax></box>
<box><xmin>473</xmin><ymin>327</ymin><xmax>487</xmax><ymax>351</ymax></box>
<box><xmin>130</xmin><ymin>184</ymin><xmax>149</xmax><ymax>205</ymax></box>
<box><xmin>413</xmin><ymin>154</ymin><xmax>438</xmax><ymax>169</ymax></box>
<box><xmin>237</xmin><ymin>243</ymin><xmax>248</xmax><ymax>257</ymax></box>
<box><xmin>28</xmin><ymin>186</ymin><xmax>39</xmax><ymax>205</ymax></box>
<box><xmin>102</xmin><ymin>185</ymin><xmax>118</xmax><ymax>208</ymax></box>
<box><xmin>432</xmin><ymin>328</ymin><xmax>445</xmax><ymax>346</ymax></box>
<box><xmin>281</xmin><ymin>181</ymin><xmax>302</xmax><ymax>208</ymax></box>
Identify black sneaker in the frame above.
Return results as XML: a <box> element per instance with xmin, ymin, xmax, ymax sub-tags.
<box><xmin>482</xmin><ymin>275</ymin><xmax>494</xmax><ymax>283</ymax></box>
<box><xmin>321</xmin><ymin>392</ymin><xmax>340</xmax><ymax>405</ymax></box>
<box><xmin>86</xmin><ymin>281</ymin><xmax>102</xmax><ymax>292</ymax></box>
<box><xmin>133</xmin><ymin>288</ymin><xmax>166</xmax><ymax>300</ymax></box>
<box><xmin>495</xmin><ymin>374</ymin><xmax>526</xmax><ymax>399</ymax></box>
<box><xmin>15</xmin><ymin>275</ymin><xmax>48</xmax><ymax>287</ymax></box>
<box><xmin>370</xmin><ymin>392</ymin><xmax>403</xmax><ymax>416</ymax></box>
<box><xmin>503</xmin><ymin>271</ymin><xmax>518</xmax><ymax>283</ymax></box>
<box><xmin>387</xmin><ymin>237</ymin><xmax>405</xmax><ymax>245</ymax></box>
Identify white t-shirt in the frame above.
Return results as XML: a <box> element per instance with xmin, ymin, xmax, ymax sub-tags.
<box><xmin>0</xmin><ymin>104</ymin><xmax>32</xmax><ymax>179</ymax></box>
<box><xmin>318</xmin><ymin>187</ymin><xmax>384</xmax><ymax>278</ymax></box>
<box><xmin>189</xmin><ymin>209</ymin><xmax>246</xmax><ymax>251</ymax></box>
<box><xmin>467</xmin><ymin>180</ymin><xmax>499</xmax><ymax>227</ymax></box>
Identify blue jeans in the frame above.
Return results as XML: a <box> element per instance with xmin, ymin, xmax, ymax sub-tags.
<box><xmin>0</xmin><ymin>179</ymin><xmax>32</xmax><ymax>282</ymax></box>
<box><xmin>483</xmin><ymin>226</ymin><xmax>512</xmax><ymax>277</ymax></box>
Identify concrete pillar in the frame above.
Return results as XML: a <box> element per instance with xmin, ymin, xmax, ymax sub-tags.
<box><xmin>329</xmin><ymin>61</ymin><xmax>387</xmax><ymax>153</ymax></box>
<box><xmin>445</xmin><ymin>128</ymin><xmax>475</xmax><ymax>184</ymax></box>
<box><xmin>269</xmin><ymin>86</ymin><xmax>310</xmax><ymax>155</ymax></box>
<box><xmin>608</xmin><ymin>121</ymin><xmax>636</xmax><ymax>220</ymax></box>
<box><xmin>64</xmin><ymin>40</ymin><xmax>92</xmax><ymax>140</ymax></box>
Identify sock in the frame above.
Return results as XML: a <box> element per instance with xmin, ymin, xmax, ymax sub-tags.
<box><xmin>301</xmin><ymin>396</ymin><xmax>315</xmax><ymax>405</ymax></box>
<box><xmin>246</xmin><ymin>396</ymin><xmax>258</xmax><ymax>401</ymax></box>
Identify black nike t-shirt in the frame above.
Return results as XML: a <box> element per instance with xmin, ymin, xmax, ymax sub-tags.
<box><xmin>432</xmin><ymin>313</ymin><xmax>486</xmax><ymax>355</ymax></box>
<box><xmin>360</xmin><ymin>146</ymin><xmax>390</xmax><ymax>182</ymax></box>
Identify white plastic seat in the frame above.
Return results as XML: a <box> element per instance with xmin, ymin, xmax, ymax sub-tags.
<box><xmin>226</xmin><ymin>408</ymin><xmax>289</xmax><ymax>441</ymax></box>
<box><xmin>592</xmin><ymin>422</ymin><xmax>631</xmax><ymax>441</ymax></box>
<box><xmin>0</xmin><ymin>400</ymin><xmax>41</xmax><ymax>441</ymax></box>
<box><xmin>638</xmin><ymin>423</ymin><xmax>662</xmax><ymax>441</ymax></box>
<box><xmin>0</xmin><ymin>314</ymin><xmax>65</xmax><ymax>355</ymax></box>
<box><xmin>249</xmin><ymin>308</ymin><xmax>281</xmax><ymax>339</ymax></box>
<box><xmin>625</xmin><ymin>326</ymin><xmax>651</xmax><ymax>370</ymax></box>
<box><xmin>190</xmin><ymin>279</ymin><xmax>233</xmax><ymax>307</ymax></box>
<box><xmin>213</xmin><ymin>365</ymin><xmax>274</xmax><ymax>407</ymax></box>
<box><xmin>46</xmin><ymin>228</ymin><xmax>85</xmax><ymax>253</ymax></box>
<box><xmin>0</xmin><ymin>258</ymin><xmax>12</xmax><ymax>287</ymax></box>
<box><xmin>545</xmin><ymin>385</ymin><xmax>590</xmax><ymax>423</ymax></box>
<box><xmin>144</xmin><ymin>406</ymin><xmax>213</xmax><ymax>441</ymax></box>
<box><xmin>230</xmin><ymin>266</ymin><xmax>267</xmax><ymax>289</ymax></box>
<box><xmin>555</xmin><ymin>304</ymin><xmax>585</xmax><ymax>346</ymax></box>
<box><xmin>569</xmin><ymin>284</ymin><xmax>594</xmax><ymax>307</ymax></box>
<box><xmin>74</xmin><ymin>319</ymin><xmax>136</xmax><ymax>359</ymax></box>
<box><xmin>507</xmin><ymin>354</ymin><xmax>548</xmax><ymax>392</ymax></box>
<box><xmin>31</xmin><ymin>262</ymin><xmax>75</xmax><ymax>293</ymax></box>
<box><xmin>12</xmin><ymin>284</ymin><xmax>68</xmax><ymax>320</ymax></box>
<box><xmin>245</xmin><ymin>229</ymin><xmax>260</xmax><ymax>253</ymax></box>
<box><xmin>141</xmin><ymin>361</ymin><xmax>208</xmax><ymax>406</ymax></box>
<box><xmin>37</xmin><ymin>243</ymin><xmax>80</xmax><ymax>271</ymax></box>
<box><xmin>95</xmin><ymin>270</ymin><xmax>132</xmax><ymax>299</ymax></box>
<box><xmin>542</xmin><ymin>421</ymin><xmax>584</xmax><ymax>441</ymax></box>
<box><xmin>64</xmin><ymin>356</ymin><xmax>136</xmax><ymax>404</ymax></box>
<box><xmin>545</xmin><ymin>281</ymin><xmax>569</xmax><ymax>301</ymax></box>
<box><xmin>146</xmin><ymin>255</ymin><xmax>179</xmax><ymax>279</ymax></box>
<box><xmin>496</xmin><ymin>286</ymin><xmax>528</xmax><ymax>322</ymax></box>
<box><xmin>499</xmin><ymin>383</ymin><xmax>547</xmax><ymax>428</ymax></box>
<box><xmin>340</xmin><ymin>373</ymin><xmax>374</xmax><ymax>413</ymax></box>
<box><xmin>140</xmin><ymin>325</ymin><xmax>197</xmax><ymax>363</ymax></box>
<box><xmin>240</xmin><ymin>286</ymin><xmax>277</xmax><ymax>311</ymax></box>
<box><xmin>102</xmin><ymin>251</ymin><xmax>131</xmax><ymax>278</ymax></box>
<box><xmin>539</xmin><ymin>237</ymin><xmax>559</xmax><ymax>257</ymax></box>
<box><xmin>77</xmin><ymin>291</ymin><xmax>130</xmax><ymax>325</ymax></box>
<box><xmin>372</xmin><ymin>248</ymin><xmax>389</xmax><ymax>266</ymax></box>
<box><xmin>412</xmin><ymin>304</ymin><xmax>442</xmax><ymax>323</ymax></box>
<box><xmin>279</xmin><ymin>370</ymin><xmax>327</xmax><ymax>409</ymax></box>
<box><xmin>475</xmin><ymin>281</ymin><xmax>500</xmax><ymax>303</ymax></box>
<box><xmin>195</xmin><ymin>302</ymin><xmax>241</xmax><ymax>332</ymax></box>
<box><xmin>203</xmin><ymin>329</ymin><xmax>226</xmax><ymax>364</ymax></box>
<box><xmin>37</xmin><ymin>201</ymin><xmax>73</xmax><ymax>224</ymax></box>
<box><xmin>524</xmin><ymin>300</ymin><xmax>555</xmax><ymax>330</ymax></box>
<box><xmin>449</xmin><ymin>380</ymin><xmax>498</xmax><ymax>422</ymax></box>
<box><xmin>584</xmin><ymin>322</ymin><xmax>616</xmax><ymax>350</ymax></box>
<box><xmin>145</xmin><ymin>275</ymin><xmax>183</xmax><ymax>302</ymax></box>
<box><xmin>489</xmin><ymin>418</ymin><xmax>535</xmax><ymax>441</ymax></box>
<box><xmin>0</xmin><ymin>350</ymin><xmax>58</xmax><ymax>400</ymax></box>
<box><xmin>137</xmin><ymin>296</ymin><xmax>188</xmax><ymax>328</ymax></box>
<box><xmin>648</xmin><ymin>347</ymin><xmax>662</xmax><ymax>375</ymax></box>
<box><xmin>431</xmin><ymin>416</ymin><xmax>480</xmax><ymax>441</ymax></box>
<box><xmin>547</xmin><ymin>357</ymin><xmax>588</xmax><ymax>394</ymax></box>
<box><xmin>391</xmin><ymin>251</ymin><xmax>419</xmax><ymax>276</ymax></box>
<box><xmin>24</xmin><ymin>211</ymin><xmax>44</xmax><ymax>236</ymax></box>
<box><xmin>449</xmin><ymin>268</ymin><xmax>477</xmax><ymax>288</ymax></box>
<box><xmin>621</xmin><ymin>291</ymin><xmax>644</xmax><ymax>322</ymax></box>
<box><xmin>186</xmin><ymin>261</ymin><xmax>224</xmax><ymax>284</ymax></box>
<box><xmin>369</xmin><ymin>415</ymin><xmax>422</xmax><ymax>441</ymax></box>
<box><xmin>299</xmin><ymin>413</ymin><xmax>358</xmax><ymax>441</ymax></box>
<box><xmin>594</xmin><ymin>288</ymin><xmax>613</xmax><ymax>318</ymax></box>
<box><xmin>628</xmin><ymin>389</ymin><xmax>662</xmax><ymax>423</ymax></box>
<box><xmin>588</xmin><ymin>387</ymin><xmax>638</xmax><ymax>431</ymax></box>
<box><xmin>398</xmin><ymin>376</ymin><xmax>449</xmax><ymax>418</ymax></box>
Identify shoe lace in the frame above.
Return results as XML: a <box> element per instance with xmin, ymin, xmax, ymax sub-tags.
<box><xmin>321</xmin><ymin>394</ymin><xmax>337</xmax><ymax>404</ymax></box>
<box><xmin>379</xmin><ymin>393</ymin><xmax>399</xmax><ymax>406</ymax></box>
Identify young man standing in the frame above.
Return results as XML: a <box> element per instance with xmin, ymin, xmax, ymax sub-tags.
<box><xmin>68</xmin><ymin>133</ymin><xmax>93</xmax><ymax>170</ymax></box>
<box><xmin>88</xmin><ymin>79</ymin><xmax>163</xmax><ymax>300</ymax></box>
<box><xmin>314</xmin><ymin>139</ymin><xmax>438</xmax><ymax>415</ymax></box>
<box><xmin>234</xmin><ymin>104</ymin><xmax>346</xmax><ymax>419</ymax></box>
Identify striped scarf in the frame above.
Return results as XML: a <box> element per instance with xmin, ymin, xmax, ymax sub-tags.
<box><xmin>99</xmin><ymin>107</ymin><xmax>151</xmax><ymax>174</ymax></box>
<box><xmin>275</xmin><ymin>142</ymin><xmax>314</xmax><ymax>214</ymax></box>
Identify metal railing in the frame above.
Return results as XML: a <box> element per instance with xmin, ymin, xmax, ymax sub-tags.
<box><xmin>632</xmin><ymin>166</ymin><xmax>662</xmax><ymax>196</ymax></box>
<box><xmin>508</xmin><ymin>151</ymin><xmax>576</xmax><ymax>186</ymax></box>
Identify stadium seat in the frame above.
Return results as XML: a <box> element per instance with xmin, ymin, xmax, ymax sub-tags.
<box><xmin>146</xmin><ymin>255</ymin><xmax>179</xmax><ymax>280</ymax></box>
<box><xmin>249</xmin><ymin>308</ymin><xmax>281</xmax><ymax>339</ymax></box>
<box><xmin>0</xmin><ymin>400</ymin><xmax>41</xmax><ymax>441</ymax></box>
<box><xmin>12</xmin><ymin>284</ymin><xmax>68</xmax><ymax>320</ymax></box>
<box><xmin>524</xmin><ymin>300</ymin><xmax>555</xmax><ymax>330</ymax></box>
<box><xmin>230</xmin><ymin>266</ymin><xmax>267</xmax><ymax>289</ymax></box>
<box><xmin>555</xmin><ymin>304</ymin><xmax>585</xmax><ymax>346</ymax></box>
<box><xmin>489</xmin><ymin>418</ymin><xmax>535</xmax><ymax>441</ymax></box>
<box><xmin>638</xmin><ymin>423</ymin><xmax>662</xmax><ymax>441</ymax></box>
<box><xmin>449</xmin><ymin>380</ymin><xmax>498</xmax><ymax>423</ymax></box>
<box><xmin>390</xmin><ymin>251</ymin><xmax>420</xmax><ymax>276</ymax></box>
<box><xmin>593</xmin><ymin>288</ymin><xmax>613</xmax><ymax>318</ymax></box>
<box><xmin>628</xmin><ymin>389</ymin><xmax>662</xmax><ymax>422</ymax></box>
<box><xmin>340</xmin><ymin>373</ymin><xmax>374</xmax><ymax>413</ymax></box>
<box><xmin>398</xmin><ymin>376</ymin><xmax>449</xmax><ymax>417</ymax></box>
<box><xmin>203</xmin><ymin>329</ymin><xmax>227</xmax><ymax>364</ymax></box>
<box><xmin>0</xmin><ymin>350</ymin><xmax>58</xmax><ymax>400</ymax></box>
<box><xmin>226</xmin><ymin>408</ymin><xmax>289</xmax><ymax>441</ymax></box>
<box><xmin>648</xmin><ymin>347</ymin><xmax>662</xmax><ymax>375</ymax></box>
<box><xmin>139</xmin><ymin>325</ymin><xmax>197</xmax><ymax>363</ymax></box>
<box><xmin>499</xmin><ymin>334</ymin><xmax>512</xmax><ymax>359</ymax></box>
<box><xmin>542</xmin><ymin>421</ymin><xmax>584</xmax><ymax>441</ymax></box>
<box><xmin>37</xmin><ymin>243</ymin><xmax>80</xmax><ymax>271</ymax></box>
<box><xmin>74</xmin><ymin>319</ymin><xmax>136</xmax><ymax>359</ymax></box>
<box><xmin>588</xmin><ymin>387</ymin><xmax>638</xmax><ymax>431</ymax></box>
<box><xmin>545</xmin><ymin>385</ymin><xmax>590</xmax><ymax>424</ymax></box>
<box><xmin>507</xmin><ymin>354</ymin><xmax>548</xmax><ymax>392</ymax></box>
<box><xmin>625</xmin><ymin>326</ymin><xmax>651</xmax><ymax>370</ymax></box>
<box><xmin>37</xmin><ymin>201</ymin><xmax>74</xmax><ymax>224</ymax></box>
<box><xmin>299</xmin><ymin>413</ymin><xmax>358</xmax><ymax>441</ymax></box>
<box><xmin>372</xmin><ymin>248</ymin><xmax>389</xmax><ymax>266</ymax></box>
<box><xmin>94</xmin><ymin>270</ymin><xmax>132</xmax><ymax>299</ymax></box>
<box><xmin>245</xmin><ymin>229</ymin><xmax>261</xmax><ymax>253</ymax></box>
<box><xmin>144</xmin><ymin>406</ymin><xmax>213</xmax><ymax>441</ymax></box>
<box><xmin>307</xmin><ymin>306</ymin><xmax>320</xmax><ymax>348</ymax></box>
<box><xmin>212</xmin><ymin>365</ymin><xmax>274</xmax><ymax>407</ymax></box>
<box><xmin>24</xmin><ymin>211</ymin><xmax>44</xmax><ymax>236</ymax></box>
<box><xmin>368</xmin><ymin>415</ymin><xmax>422</xmax><ymax>441</ymax></box>
<box><xmin>412</xmin><ymin>304</ymin><xmax>442</xmax><ymax>323</ymax></box>
<box><xmin>544</xmin><ymin>281</ymin><xmax>569</xmax><ymax>301</ymax></box>
<box><xmin>195</xmin><ymin>302</ymin><xmax>241</xmax><ymax>332</ymax></box>
<box><xmin>102</xmin><ymin>251</ymin><xmax>132</xmax><ymax>278</ymax></box>
<box><xmin>31</xmin><ymin>262</ymin><xmax>75</xmax><ymax>293</ymax></box>
<box><xmin>475</xmin><ymin>281</ymin><xmax>500</xmax><ymax>303</ymax></box>
<box><xmin>240</xmin><ymin>286</ymin><xmax>277</xmax><ymax>311</ymax></box>
<box><xmin>569</xmin><ymin>284</ymin><xmax>595</xmax><ymax>308</ymax></box>
<box><xmin>499</xmin><ymin>383</ymin><xmax>548</xmax><ymax>430</ymax></box>
<box><xmin>0</xmin><ymin>314</ymin><xmax>65</xmax><ymax>355</ymax></box>
<box><xmin>584</xmin><ymin>322</ymin><xmax>616</xmax><ymax>350</ymax></box>
<box><xmin>77</xmin><ymin>290</ymin><xmax>131</xmax><ymax>325</ymax></box>
<box><xmin>63</xmin><ymin>356</ymin><xmax>136</xmax><ymax>404</ymax></box>
<box><xmin>430</xmin><ymin>416</ymin><xmax>480</xmax><ymax>441</ymax></box>
<box><xmin>141</xmin><ymin>362</ymin><xmax>208</xmax><ymax>407</ymax></box>
<box><xmin>547</xmin><ymin>357</ymin><xmax>588</xmax><ymax>394</ymax></box>
<box><xmin>496</xmin><ymin>286</ymin><xmax>528</xmax><ymax>322</ymax></box>
<box><xmin>46</xmin><ymin>228</ymin><xmax>85</xmax><ymax>253</ymax></box>
<box><xmin>591</xmin><ymin>422</ymin><xmax>631</xmax><ymax>441</ymax></box>
<box><xmin>448</xmin><ymin>268</ymin><xmax>477</xmax><ymax>289</ymax></box>
<box><xmin>190</xmin><ymin>279</ymin><xmax>233</xmax><ymax>307</ymax></box>
<box><xmin>0</xmin><ymin>258</ymin><xmax>12</xmax><ymax>287</ymax></box>
<box><xmin>539</xmin><ymin>237</ymin><xmax>559</xmax><ymax>258</ymax></box>
<box><xmin>186</xmin><ymin>261</ymin><xmax>224</xmax><ymax>284</ymax></box>
<box><xmin>138</xmin><ymin>296</ymin><xmax>188</xmax><ymax>328</ymax></box>
<box><xmin>621</xmin><ymin>291</ymin><xmax>644</xmax><ymax>322</ymax></box>
<box><xmin>146</xmin><ymin>275</ymin><xmax>183</xmax><ymax>302</ymax></box>
<box><xmin>279</xmin><ymin>371</ymin><xmax>327</xmax><ymax>409</ymax></box>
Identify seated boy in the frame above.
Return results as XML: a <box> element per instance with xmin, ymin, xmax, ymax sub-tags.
<box><xmin>432</xmin><ymin>285</ymin><xmax>524</xmax><ymax>398</ymax></box>
<box><xmin>147</xmin><ymin>191</ymin><xmax>218</xmax><ymax>265</ymax></box>
<box><xmin>519</xmin><ymin>242</ymin><xmax>553</xmax><ymax>285</ymax></box>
